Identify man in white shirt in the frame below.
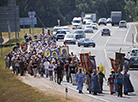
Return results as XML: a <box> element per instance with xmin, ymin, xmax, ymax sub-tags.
<box><xmin>43</xmin><ymin>58</ymin><xmax>49</xmax><ymax>78</ymax></box>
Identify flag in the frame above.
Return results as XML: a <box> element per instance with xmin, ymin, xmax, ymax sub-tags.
<box><xmin>97</xmin><ymin>65</ymin><xmax>105</xmax><ymax>75</ymax></box>
<box><xmin>89</xmin><ymin>56</ymin><xmax>96</xmax><ymax>69</ymax></box>
<box><xmin>80</xmin><ymin>53</ymin><xmax>90</xmax><ymax>70</ymax></box>
<box><xmin>51</xmin><ymin>51</ymin><xmax>59</xmax><ymax>57</ymax></box>
<box><xmin>124</xmin><ymin>57</ymin><xmax>130</xmax><ymax>70</ymax></box>
<box><xmin>109</xmin><ymin>58</ymin><xmax>119</xmax><ymax>70</ymax></box>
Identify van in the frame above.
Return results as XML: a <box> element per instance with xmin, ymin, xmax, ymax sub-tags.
<box><xmin>72</xmin><ymin>17</ymin><xmax>82</xmax><ymax>29</ymax></box>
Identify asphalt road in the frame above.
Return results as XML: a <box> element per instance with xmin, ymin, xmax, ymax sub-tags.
<box><xmin>57</xmin><ymin>23</ymin><xmax>138</xmax><ymax>102</ymax></box>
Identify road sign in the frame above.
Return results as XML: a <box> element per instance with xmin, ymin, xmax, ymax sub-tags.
<box><xmin>0</xmin><ymin>38</ymin><xmax>4</xmax><ymax>43</ymax></box>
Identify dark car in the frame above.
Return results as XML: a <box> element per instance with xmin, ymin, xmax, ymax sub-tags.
<box><xmin>130</xmin><ymin>57</ymin><xmax>138</xmax><ymax>68</ymax></box>
<box><xmin>101</xmin><ymin>28</ymin><xmax>111</xmax><ymax>36</ymax></box>
<box><xmin>98</xmin><ymin>18</ymin><xmax>107</xmax><ymax>25</ymax></box>
<box><xmin>73</xmin><ymin>29</ymin><xmax>85</xmax><ymax>39</ymax></box>
<box><xmin>78</xmin><ymin>38</ymin><xmax>95</xmax><ymax>47</ymax></box>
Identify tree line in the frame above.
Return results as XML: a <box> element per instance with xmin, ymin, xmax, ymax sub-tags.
<box><xmin>1</xmin><ymin>0</ymin><xmax>138</xmax><ymax>27</ymax></box>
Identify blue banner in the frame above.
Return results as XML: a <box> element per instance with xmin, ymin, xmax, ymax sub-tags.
<box><xmin>89</xmin><ymin>57</ymin><xmax>96</xmax><ymax>69</ymax></box>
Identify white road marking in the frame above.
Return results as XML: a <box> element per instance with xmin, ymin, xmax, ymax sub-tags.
<box><xmin>124</xmin><ymin>24</ymin><xmax>131</xmax><ymax>42</ymax></box>
<box><xmin>104</xmin><ymin>27</ymin><xmax>118</xmax><ymax>46</ymax></box>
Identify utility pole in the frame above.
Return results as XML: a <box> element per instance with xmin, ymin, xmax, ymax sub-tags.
<box><xmin>7</xmin><ymin>20</ymin><xmax>11</xmax><ymax>48</ymax></box>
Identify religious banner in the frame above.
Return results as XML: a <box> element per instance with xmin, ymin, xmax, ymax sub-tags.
<box><xmin>44</xmin><ymin>51</ymin><xmax>50</xmax><ymax>56</ymax></box>
<box><xmin>80</xmin><ymin>53</ymin><xmax>90</xmax><ymax>70</ymax></box>
<box><xmin>89</xmin><ymin>56</ymin><xmax>96</xmax><ymax>69</ymax></box>
<box><xmin>60</xmin><ymin>46</ymin><xmax>69</xmax><ymax>59</ymax></box>
<box><xmin>109</xmin><ymin>57</ymin><xmax>119</xmax><ymax>71</ymax></box>
<box><xmin>51</xmin><ymin>51</ymin><xmax>59</xmax><ymax>57</ymax></box>
<box><xmin>115</xmin><ymin>52</ymin><xmax>125</xmax><ymax>71</ymax></box>
<box><xmin>97</xmin><ymin>65</ymin><xmax>105</xmax><ymax>75</ymax></box>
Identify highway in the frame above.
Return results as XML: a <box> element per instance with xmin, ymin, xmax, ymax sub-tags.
<box><xmin>57</xmin><ymin>23</ymin><xmax>138</xmax><ymax>102</ymax></box>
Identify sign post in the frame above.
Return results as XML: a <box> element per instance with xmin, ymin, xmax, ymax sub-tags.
<box><xmin>7</xmin><ymin>21</ymin><xmax>11</xmax><ymax>48</ymax></box>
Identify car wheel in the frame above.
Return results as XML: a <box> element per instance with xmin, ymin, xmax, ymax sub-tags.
<box><xmin>112</xmin><ymin>24</ymin><xmax>114</xmax><ymax>26</ymax></box>
<box><xmin>73</xmin><ymin>42</ymin><xmax>76</xmax><ymax>44</ymax></box>
<box><xmin>56</xmin><ymin>39</ymin><xmax>58</xmax><ymax>41</ymax></box>
<box><xmin>93</xmin><ymin>45</ymin><xmax>95</xmax><ymax>47</ymax></box>
<box><xmin>101</xmin><ymin>34</ymin><xmax>103</xmax><ymax>36</ymax></box>
<box><xmin>105</xmin><ymin>24</ymin><xmax>106</xmax><ymax>26</ymax></box>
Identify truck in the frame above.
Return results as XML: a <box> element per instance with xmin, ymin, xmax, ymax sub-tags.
<box><xmin>83</xmin><ymin>13</ymin><xmax>96</xmax><ymax>24</ymax></box>
<box><xmin>111</xmin><ymin>11</ymin><xmax>122</xmax><ymax>26</ymax></box>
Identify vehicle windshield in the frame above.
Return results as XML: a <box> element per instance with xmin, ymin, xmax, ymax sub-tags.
<box><xmin>84</xmin><ymin>18</ymin><xmax>91</xmax><ymax>20</ymax></box>
<box><xmin>130</xmin><ymin>57</ymin><xmax>138</xmax><ymax>61</ymax></box>
<box><xmin>56</xmin><ymin>31</ymin><xmax>66</xmax><ymax>34</ymax></box>
<box><xmin>92</xmin><ymin>23</ymin><xmax>96</xmax><ymax>25</ymax></box>
<box><xmin>86</xmin><ymin>26</ymin><xmax>92</xmax><ymax>28</ymax></box>
<box><xmin>73</xmin><ymin>20</ymin><xmax>81</xmax><ymax>23</ymax></box>
<box><xmin>75</xmin><ymin>30</ymin><xmax>84</xmax><ymax>34</ymax></box>
<box><xmin>100</xmin><ymin>18</ymin><xmax>106</xmax><ymax>21</ymax></box>
<box><xmin>120</xmin><ymin>22</ymin><xmax>126</xmax><ymax>24</ymax></box>
<box><xmin>84</xmin><ymin>38</ymin><xmax>91</xmax><ymax>41</ymax></box>
<box><xmin>66</xmin><ymin>35</ymin><xmax>74</xmax><ymax>38</ymax></box>
<box><xmin>103</xmin><ymin>29</ymin><xmax>109</xmax><ymax>31</ymax></box>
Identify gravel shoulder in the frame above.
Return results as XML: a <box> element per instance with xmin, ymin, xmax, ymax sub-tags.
<box><xmin>19</xmin><ymin>74</ymin><xmax>102</xmax><ymax>102</ymax></box>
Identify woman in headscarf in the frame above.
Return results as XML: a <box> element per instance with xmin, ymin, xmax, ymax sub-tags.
<box><xmin>75</xmin><ymin>68</ymin><xmax>86</xmax><ymax>94</ymax></box>
<box><xmin>124</xmin><ymin>69</ymin><xmax>134</xmax><ymax>95</ymax></box>
<box><xmin>91</xmin><ymin>69</ymin><xmax>102</xmax><ymax>95</ymax></box>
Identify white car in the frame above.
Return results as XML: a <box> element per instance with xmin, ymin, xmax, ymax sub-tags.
<box><xmin>72</xmin><ymin>17</ymin><xmax>82</xmax><ymax>29</ymax></box>
<box><xmin>91</xmin><ymin>23</ymin><xmax>98</xmax><ymax>30</ymax></box>
<box><xmin>53</xmin><ymin>26</ymin><xmax>63</xmax><ymax>35</ymax></box>
<box><xmin>119</xmin><ymin>20</ymin><xmax>127</xmax><ymax>28</ymax></box>
<box><xmin>64</xmin><ymin>34</ymin><xmax>76</xmax><ymax>44</ymax></box>
<box><xmin>84</xmin><ymin>25</ymin><xmax>93</xmax><ymax>33</ymax></box>
<box><xmin>85</xmin><ymin>20</ymin><xmax>93</xmax><ymax>24</ymax></box>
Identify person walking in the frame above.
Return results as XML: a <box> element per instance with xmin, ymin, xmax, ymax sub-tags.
<box><xmin>48</xmin><ymin>61</ymin><xmax>54</xmax><ymax>81</ymax></box>
<box><xmin>19</xmin><ymin>58</ymin><xmax>25</xmax><ymax>76</ymax></box>
<box><xmin>75</xmin><ymin>68</ymin><xmax>86</xmax><ymax>94</ymax></box>
<box><xmin>91</xmin><ymin>69</ymin><xmax>102</xmax><ymax>95</ymax></box>
<box><xmin>68</xmin><ymin>61</ymin><xmax>76</xmax><ymax>85</ymax></box>
<box><xmin>14</xmin><ymin>56</ymin><xmax>20</xmax><ymax>75</ymax></box>
<box><xmin>98</xmin><ymin>70</ymin><xmax>106</xmax><ymax>91</ymax></box>
<box><xmin>123</xmin><ymin>70</ymin><xmax>134</xmax><ymax>95</ymax></box>
<box><xmin>65</xmin><ymin>61</ymin><xmax>70</xmax><ymax>82</ymax></box>
<box><xmin>57</xmin><ymin>62</ymin><xmax>62</xmax><ymax>84</ymax></box>
<box><xmin>43</xmin><ymin>58</ymin><xmax>49</xmax><ymax>78</ymax></box>
<box><xmin>32</xmin><ymin>58</ymin><xmax>38</xmax><ymax>78</ymax></box>
<box><xmin>115</xmin><ymin>69</ymin><xmax>124</xmax><ymax>97</ymax></box>
<box><xmin>108</xmin><ymin>74</ymin><xmax>114</xmax><ymax>95</ymax></box>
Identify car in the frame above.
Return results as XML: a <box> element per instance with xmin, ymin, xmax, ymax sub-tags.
<box><xmin>107</xmin><ymin>18</ymin><xmax>112</xmax><ymax>23</ymax></box>
<box><xmin>85</xmin><ymin>22</ymin><xmax>92</xmax><ymax>26</ymax></box>
<box><xmin>85</xmin><ymin>20</ymin><xmax>93</xmax><ymax>24</ymax></box>
<box><xmin>55</xmin><ymin>30</ymin><xmax>67</xmax><ymax>41</ymax></box>
<box><xmin>73</xmin><ymin>29</ymin><xmax>85</xmax><ymax>39</ymax></box>
<box><xmin>62</xmin><ymin>26</ymin><xmax>69</xmax><ymax>30</ymax></box>
<box><xmin>64</xmin><ymin>34</ymin><xmax>76</xmax><ymax>44</ymax></box>
<box><xmin>65</xmin><ymin>30</ymin><xmax>71</xmax><ymax>34</ymax></box>
<box><xmin>101</xmin><ymin>28</ymin><xmax>111</xmax><ymax>36</ymax></box>
<box><xmin>98</xmin><ymin>18</ymin><xmax>107</xmax><ymax>25</ymax></box>
<box><xmin>130</xmin><ymin>57</ymin><xmax>138</xmax><ymax>68</ymax></box>
<box><xmin>78</xmin><ymin>38</ymin><xmax>96</xmax><ymax>47</ymax></box>
<box><xmin>53</xmin><ymin>26</ymin><xmax>63</xmax><ymax>35</ymax></box>
<box><xmin>84</xmin><ymin>25</ymin><xmax>93</xmax><ymax>33</ymax></box>
<box><xmin>72</xmin><ymin>17</ymin><xmax>82</xmax><ymax>29</ymax></box>
<box><xmin>91</xmin><ymin>23</ymin><xmax>98</xmax><ymax>30</ymax></box>
<box><xmin>127</xmin><ymin>48</ymin><xmax>138</xmax><ymax>58</ymax></box>
<box><xmin>119</xmin><ymin>20</ymin><xmax>127</xmax><ymax>28</ymax></box>
<box><xmin>83</xmin><ymin>17</ymin><xmax>92</xmax><ymax>24</ymax></box>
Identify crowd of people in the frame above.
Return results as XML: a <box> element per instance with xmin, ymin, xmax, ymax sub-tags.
<box><xmin>4</xmin><ymin>31</ymin><xmax>134</xmax><ymax>97</ymax></box>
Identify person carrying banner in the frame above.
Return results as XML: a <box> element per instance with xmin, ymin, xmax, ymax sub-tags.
<box><xmin>86</xmin><ymin>67</ymin><xmax>93</xmax><ymax>94</ymax></box>
<box><xmin>75</xmin><ymin>68</ymin><xmax>86</xmax><ymax>94</ymax></box>
<box><xmin>123</xmin><ymin>69</ymin><xmax>134</xmax><ymax>95</ymax></box>
<box><xmin>115</xmin><ymin>69</ymin><xmax>124</xmax><ymax>97</ymax></box>
<box><xmin>91</xmin><ymin>69</ymin><xmax>102</xmax><ymax>95</ymax></box>
<box><xmin>98</xmin><ymin>69</ymin><xmax>106</xmax><ymax>91</ymax></box>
